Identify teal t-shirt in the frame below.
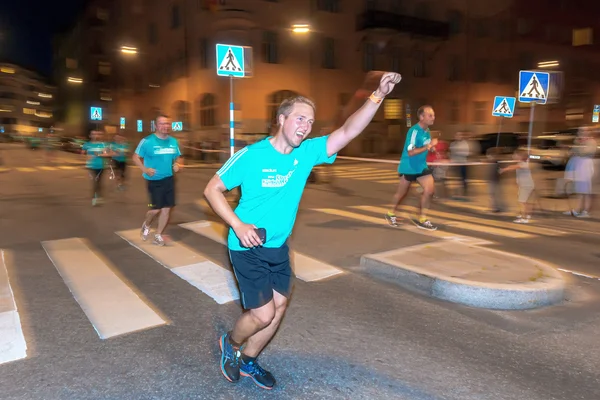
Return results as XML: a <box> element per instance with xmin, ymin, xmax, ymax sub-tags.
<box><xmin>83</xmin><ymin>141</ymin><xmax>108</xmax><ymax>170</ymax></box>
<box><xmin>111</xmin><ymin>142</ymin><xmax>129</xmax><ymax>162</ymax></box>
<box><xmin>398</xmin><ymin>124</ymin><xmax>431</xmax><ymax>174</ymax></box>
<box><xmin>217</xmin><ymin>135</ymin><xmax>337</xmax><ymax>251</ymax></box>
<box><xmin>134</xmin><ymin>134</ymin><xmax>181</xmax><ymax>180</ymax></box>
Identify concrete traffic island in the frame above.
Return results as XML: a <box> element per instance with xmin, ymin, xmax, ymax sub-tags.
<box><xmin>360</xmin><ymin>241</ymin><xmax>566</xmax><ymax>310</ymax></box>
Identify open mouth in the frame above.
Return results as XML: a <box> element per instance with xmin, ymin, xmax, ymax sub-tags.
<box><xmin>295</xmin><ymin>131</ymin><xmax>305</xmax><ymax>137</ymax></box>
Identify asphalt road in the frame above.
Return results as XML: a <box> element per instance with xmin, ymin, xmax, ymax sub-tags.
<box><xmin>0</xmin><ymin>144</ymin><xmax>599</xmax><ymax>400</ymax></box>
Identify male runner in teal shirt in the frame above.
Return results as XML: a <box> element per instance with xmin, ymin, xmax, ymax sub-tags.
<box><xmin>133</xmin><ymin>114</ymin><xmax>183</xmax><ymax>246</ymax></box>
<box><xmin>204</xmin><ymin>72</ymin><xmax>402</xmax><ymax>390</ymax></box>
<box><xmin>385</xmin><ymin>105</ymin><xmax>437</xmax><ymax>230</ymax></box>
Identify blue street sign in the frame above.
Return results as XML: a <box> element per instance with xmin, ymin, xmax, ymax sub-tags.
<box><xmin>216</xmin><ymin>44</ymin><xmax>245</xmax><ymax>77</ymax></box>
<box><xmin>593</xmin><ymin>105</ymin><xmax>600</xmax><ymax>123</ymax></box>
<box><xmin>492</xmin><ymin>96</ymin><xmax>516</xmax><ymax>118</ymax></box>
<box><xmin>120</xmin><ymin>117</ymin><xmax>126</xmax><ymax>129</ymax></box>
<box><xmin>518</xmin><ymin>71</ymin><xmax>550</xmax><ymax>104</ymax></box>
<box><xmin>90</xmin><ymin>107</ymin><xmax>103</xmax><ymax>121</ymax></box>
<box><xmin>137</xmin><ymin>120</ymin><xmax>143</xmax><ymax>132</ymax></box>
<box><xmin>172</xmin><ymin>121</ymin><xmax>183</xmax><ymax>131</ymax></box>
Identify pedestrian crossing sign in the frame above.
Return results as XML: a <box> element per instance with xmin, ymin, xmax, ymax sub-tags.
<box><xmin>492</xmin><ymin>96</ymin><xmax>516</xmax><ymax>118</ymax></box>
<box><xmin>90</xmin><ymin>107</ymin><xmax>102</xmax><ymax>121</ymax></box>
<box><xmin>216</xmin><ymin>44</ymin><xmax>245</xmax><ymax>77</ymax></box>
<box><xmin>120</xmin><ymin>117</ymin><xmax>126</xmax><ymax>129</ymax></box>
<box><xmin>518</xmin><ymin>71</ymin><xmax>549</xmax><ymax>104</ymax></box>
<box><xmin>593</xmin><ymin>105</ymin><xmax>600</xmax><ymax>123</ymax></box>
<box><xmin>172</xmin><ymin>121</ymin><xmax>183</xmax><ymax>131</ymax></box>
<box><xmin>137</xmin><ymin>120</ymin><xmax>143</xmax><ymax>132</ymax></box>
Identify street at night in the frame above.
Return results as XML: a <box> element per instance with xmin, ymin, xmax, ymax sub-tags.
<box><xmin>0</xmin><ymin>144</ymin><xmax>599</xmax><ymax>399</ymax></box>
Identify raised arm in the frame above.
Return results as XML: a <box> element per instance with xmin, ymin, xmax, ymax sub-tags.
<box><xmin>326</xmin><ymin>72</ymin><xmax>402</xmax><ymax>157</ymax></box>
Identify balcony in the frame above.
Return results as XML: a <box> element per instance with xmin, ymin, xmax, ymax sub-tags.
<box><xmin>209</xmin><ymin>9</ymin><xmax>256</xmax><ymax>33</ymax></box>
<box><xmin>356</xmin><ymin>11</ymin><xmax>449</xmax><ymax>39</ymax></box>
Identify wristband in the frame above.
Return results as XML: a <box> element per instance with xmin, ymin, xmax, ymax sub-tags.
<box><xmin>368</xmin><ymin>92</ymin><xmax>384</xmax><ymax>104</ymax></box>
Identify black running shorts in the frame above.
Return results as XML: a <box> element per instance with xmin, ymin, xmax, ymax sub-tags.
<box><xmin>146</xmin><ymin>176</ymin><xmax>175</xmax><ymax>209</ymax></box>
<box><xmin>112</xmin><ymin>160</ymin><xmax>127</xmax><ymax>178</ymax></box>
<box><xmin>399</xmin><ymin>168</ymin><xmax>433</xmax><ymax>182</ymax></box>
<box><xmin>228</xmin><ymin>243</ymin><xmax>293</xmax><ymax>310</ymax></box>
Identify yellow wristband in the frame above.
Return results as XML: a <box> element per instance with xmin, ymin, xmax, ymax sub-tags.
<box><xmin>369</xmin><ymin>92</ymin><xmax>383</xmax><ymax>104</ymax></box>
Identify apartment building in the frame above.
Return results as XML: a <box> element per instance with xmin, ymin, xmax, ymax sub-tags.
<box><xmin>0</xmin><ymin>62</ymin><xmax>55</xmax><ymax>137</ymax></box>
<box><xmin>54</xmin><ymin>0</ymin><xmax>600</xmax><ymax>155</ymax></box>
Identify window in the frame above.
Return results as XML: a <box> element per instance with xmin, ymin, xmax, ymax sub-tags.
<box><xmin>384</xmin><ymin>99</ymin><xmax>403</xmax><ymax>119</ymax></box>
<box><xmin>390</xmin><ymin>47</ymin><xmax>402</xmax><ymax>73</ymax></box>
<box><xmin>573</xmin><ymin>28</ymin><xmax>593</xmax><ymax>46</ymax></box>
<box><xmin>268</xmin><ymin>90</ymin><xmax>299</xmax><ymax>126</ymax></box>
<box><xmin>447</xmin><ymin>10</ymin><xmax>462</xmax><ymax>35</ymax></box>
<box><xmin>447</xmin><ymin>55</ymin><xmax>461</xmax><ymax>81</ymax></box>
<box><xmin>414</xmin><ymin>2</ymin><xmax>430</xmax><ymax>19</ymax></box>
<box><xmin>171</xmin><ymin>4</ymin><xmax>180</xmax><ymax>29</ymax></box>
<box><xmin>362</xmin><ymin>43</ymin><xmax>375</xmax><ymax>72</ymax></box>
<box><xmin>317</xmin><ymin>0</ymin><xmax>339</xmax><ymax>12</ymax></box>
<box><xmin>497</xmin><ymin>62</ymin><xmax>511</xmax><ymax>84</ymax></box>
<box><xmin>98</xmin><ymin>61</ymin><xmax>111</xmax><ymax>75</ymax></box>
<box><xmin>474</xmin><ymin>59</ymin><xmax>488</xmax><ymax>82</ymax></box>
<box><xmin>390</xmin><ymin>0</ymin><xmax>403</xmax><ymax>13</ymax></box>
<box><xmin>148</xmin><ymin>23</ymin><xmax>157</xmax><ymax>45</ymax></box>
<box><xmin>517</xmin><ymin>18</ymin><xmax>532</xmax><ymax>36</ymax></box>
<box><xmin>66</xmin><ymin>58</ymin><xmax>78</xmax><ymax>69</ymax></box>
<box><xmin>473</xmin><ymin>101</ymin><xmax>487</xmax><ymax>124</ymax></box>
<box><xmin>199</xmin><ymin>93</ymin><xmax>217</xmax><ymax>127</ymax></box>
<box><xmin>365</xmin><ymin>0</ymin><xmax>377</xmax><ymax>11</ymax></box>
<box><xmin>447</xmin><ymin>101</ymin><xmax>459</xmax><ymax>124</ymax></box>
<box><xmin>413</xmin><ymin>51</ymin><xmax>427</xmax><ymax>78</ymax></box>
<box><xmin>475</xmin><ymin>19</ymin><xmax>488</xmax><ymax>38</ymax></box>
<box><xmin>262</xmin><ymin>31</ymin><xmax>279</xmax><ymax>64</ymax></box>
<box><xmin>199</xmin><ymin>38</ymin><xmax>208</xmax><ymax>69</ymax></box>
<box><xmin>322</xmin><ymin>37</ymin><xmax>336</xmax><ymax>69</ymax></box>
<box><xmin>517</xmin><ymin>51</ymin><xmax>533</xmax><ymax>69</ymax></box>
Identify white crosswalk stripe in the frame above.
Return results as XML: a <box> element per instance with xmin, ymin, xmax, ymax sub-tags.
<box><xmin>1</xmin><ymin>221</ymin><xmax>345</xmax><ymax>366</ymax></box>
<box><xmin>310</xmin><ymin>203</ymin><xmax>573</xmax><ymax>241</ymax></box>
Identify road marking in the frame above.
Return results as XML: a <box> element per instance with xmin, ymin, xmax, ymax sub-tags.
<box><xmin>42</xmin><ymin>238</ymin><xmax>167</xmax><ymax>339</ymax></box>
<box><xmin>58</xmin><ymin>166</ymin><xmax>78</xmax><ymax>170</ymax></box>
<box><xmin>0</xmin><ymin>167</ymin><xmax>10</xmax><ymax>173</ymax></box>
<box><xmin>353</xmin><ymin>205</ymin><xmax>565</xmax><ymax>237</ymax></box>
<box><xmin>179</xmin><ymin>220</ymin><xmax>344</xmax><ymax>282</ymax></box>
<box><xmin>352</xmin><ymin>205</ymin><xmax>534</xmax><ymax>239</ymax></box>
<box><xmin>38</xmin><ymin>166</ymin><xmax>58</xmax><ymax>171</ymax></box>
<box><xmin>310</xmin><ymin>208</ymin><xmax>492</xmax><ymax>245</ymax></box>
<box><xmin>116</xmin><ymin>229</ymin><xmax>240</xmax><ymax>304</ymax></box>
<box><xmin>0</xmin><ymin>250</ymin><xmax>27</xmax><ymax>365</ymax></box>
<box><xmin>15</xmin><ymin>167</ymin><xmax>36</xmax><ymax>172</ymax></box>
<box><xmin>558</xmin><ymin>269</ymin><xmax>600</xmax><ymax>281</ymax></box>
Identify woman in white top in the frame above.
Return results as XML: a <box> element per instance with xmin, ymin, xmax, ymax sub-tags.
<box><xmin>500</xmin><ymin>149</ymin><xmax>535</xmax><ymax>224</ymax></box>
<box><xmin>564</xmin><ymin>126</ymin><xmax>596</xmax><ymax>218</ymax></box>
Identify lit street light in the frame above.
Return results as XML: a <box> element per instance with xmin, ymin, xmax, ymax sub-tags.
<box><xmin>292</xmin><ymin>24</ymin><xmax>310</xmax><ymax>34</ymax></box>
<box><xmin>121</xmin><ymin>45</ymin><xmax>138</xmax><ymax>55</ymax></box>
<box><xmin>538</xmin><ymin>60</ymin><xmax>560</xmax><ymax>68</ymax></box>
<box><xmin>67</xmin><ymin>77</ymin><xmax>83</xmax><ymax>84</ymax></box>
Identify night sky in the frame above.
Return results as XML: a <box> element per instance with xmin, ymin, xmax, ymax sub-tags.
<box><xmin>1</xmin><ymin>0</ymin><xmax>86</xmax><ymax>80</ymax></box>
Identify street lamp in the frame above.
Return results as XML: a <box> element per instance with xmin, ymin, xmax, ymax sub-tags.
<box><xmin>120</xmin><ymin>45</ymin><xmax>138</xmax><ymax>55</ymax></box>
<box><xmin>292</xmin><ymin>24</ymin><xmax>311</xmax><ymax>34</ymax></box>
<box><xmin>67</xmin><ymin>77</ymin><xmax>83</xmax><ymax>84</ymax></box>
<box><xmin>537</xmin><ymin>60</ymin><xmax>559</xmax><ymax>68</ymax></box>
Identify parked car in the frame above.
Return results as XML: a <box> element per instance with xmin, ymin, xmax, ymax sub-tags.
<box><xmin>520</xmin><ymin>134</ymin><xmax>575</xmax><ymax>169</ymax></box>
<box><xmin>475</xmin><ymin>132</ymin><xmax>521</xmax><ymax>158</ymax></box>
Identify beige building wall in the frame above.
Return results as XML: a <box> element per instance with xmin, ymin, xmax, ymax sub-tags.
<box><xmin>74</xmin><ymin>0</ymin><xmax>600</xmax><ymax>154</ymax></box>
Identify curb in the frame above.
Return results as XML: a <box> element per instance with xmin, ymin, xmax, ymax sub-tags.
<box><xmin>360</xmin><ymin>243</ymin><xmax>566</xmax><ymax>310</ymax></box>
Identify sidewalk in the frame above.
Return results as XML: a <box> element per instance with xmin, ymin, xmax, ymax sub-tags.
<box><xmin>361</xmin><ymin>240</ymin><xmax>566</xmax><ymax>310</ymax></box>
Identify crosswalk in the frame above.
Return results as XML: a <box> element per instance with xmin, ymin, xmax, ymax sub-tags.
<box><xmin>0</xmin><ymin>220</ymin><xmax>343</xmax><ymax>366</ymax></box>
<box><xmin>315</xmin><ymin>164</ymin><xmax>487</xmax><ymax>185</ymax></box>
<box><xmin>0</xmin><ymin>162</ymin><xmax>214</xmax><ymax>174</ymax></box>
<box><xmin>310</xmin><ymin>203</ymin><xmax>574</xmax><ymax>242</ymax></box>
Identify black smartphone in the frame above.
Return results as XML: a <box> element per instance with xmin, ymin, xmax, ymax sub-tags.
<box><xmin>239</xmin><ymin>228</ymin><xmax>267</xmax><ymax>247</ymax></box>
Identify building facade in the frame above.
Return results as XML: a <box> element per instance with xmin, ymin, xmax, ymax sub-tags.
<box><xmin>0</xmin><ymin>63</ymin><xmax>56</xmax><ymax>137</ymax></box>
<box><xmin>54</xmin><ymin>0</ymin><xmax>600</xmax><ymax>155</ymax></box>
